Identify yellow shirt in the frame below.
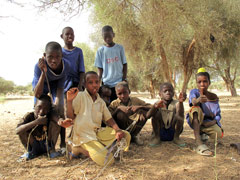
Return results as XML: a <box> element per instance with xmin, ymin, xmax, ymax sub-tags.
<box><xmin>70</xmin><ymin>90</ymin><xmax>112</xmax><ymax>146</ymax></box>
<box><xmin>108</xmin><ymin>97</ymin><xmax>151</xmax><ymax>121</ymax></box>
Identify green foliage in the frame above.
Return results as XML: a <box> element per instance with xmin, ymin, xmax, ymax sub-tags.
<box><xmin>74</xmin><ymin>42</ymin><xmax>97</xmax><ymax>72</ymax></box>
<box><xmin>0</xmin><ymin>77</ymin><xmax>15</xmax><ymax>94</ymax></box>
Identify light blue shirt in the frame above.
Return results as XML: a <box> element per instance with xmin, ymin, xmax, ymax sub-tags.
<box><xmin>94</xmin><ymin>44</ymin><xmax>127</xmax><ymax>88</ymax></box>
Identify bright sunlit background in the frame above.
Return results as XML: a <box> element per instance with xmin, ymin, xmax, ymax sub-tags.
<box><xmin>0</xmin><ymin>0</ymin><xmax>93</xmax><ymax>86</ymax></box>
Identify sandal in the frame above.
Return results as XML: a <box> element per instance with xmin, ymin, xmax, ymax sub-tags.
<box><xmin>195</xmin><ymin>144</ymin><xmax>212</xmax><ymax>156</ymax></box>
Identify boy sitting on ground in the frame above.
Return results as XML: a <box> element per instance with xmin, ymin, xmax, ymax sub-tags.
<box><xmin>147</xmin><ymin>82</ymin><xmax>186</xmax><ymax>147</ymax></box>
<box><xmin>59</xmin><ymin>71</ymin><xmax>131</xmax><ymax>166</ymax></box>
<box><xmin>108</xmin><ymin>81</ymin><xmax>152</xmax><ymax>146</ymax></box>
<box><xmin>16</xmin><ymin>95</ymin><xmax>61</xmax><ymax>160</ymax></box>
<box><xmin>99</xmin><ymin>85</ymin><xmax>112</xmax><ymax>107</ymax></box>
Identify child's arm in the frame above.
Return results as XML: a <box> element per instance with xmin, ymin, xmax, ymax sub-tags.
<box><xmin>66</xmin><ymin>88</ymin><xmax>79</xmax><ymax>119</ymax></box>
<box><xmin>78</xmin><ymin>72</ymin><xmax>85</xmax><ymax>91</ymax></box>
<box><xmin>106</xmin><ymin>118</ymin><xmax>124</xmax><ymax>141</ymax></box>
<box><xmin>122</xmin><ymin>64</ymin><xmax>127</xmax><ymax>81</ymax></box>
<box><xmin>97</xmin><ymin>68</ymin><xmax>103</xmax><ymax>83</ymax></box>
<box><xmin>176</xmin><ymin>92</ymin><xmax>187</xmax><ymax>117</ymax></box>
<box><xmin>34</xmin><ymin>58</ymin><xmax>47</xmax><ymax>98</ymax></box>
<box><xmin>16</xmin><ymin>117</ymin><xmax>47</xmax><ymax>135</ymax></box>
<box><xmin>146</xmin><ymin>100</ymin><xmax>165</xmax><ymax>119</ymax></box>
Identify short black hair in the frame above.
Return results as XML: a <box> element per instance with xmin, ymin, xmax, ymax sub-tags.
<box><xmin>45</xmin><ymin>41</ymin><xmax>62</xmax><ymax>53</ymax></box>
<box><xmin>115</xmin><ymin>81</ymin><xmax>130</xmax><ymax>91</ymax></box>
<box><xmin>99</xmin><ymin>85</ymin><xmax>111</xmax><ymax>95</ymax></box>
<box><xmin>37</xmin><ymin>94</ymin><xmax>52</xmax><ymax>109</ymax></box>
<box><xmin>84</xmin><ymin>71</ymin><xmax>99</xmax><ymax>82</ymax></box>
<box><xmin>196</xmin><ymin>72</ymin><xmax>211</xmax><ymax>84</ymax></box>
<box><xmin>159</xmin><ymin>82</ymin><xmax>174</xmax><ymax>92</ymax></box>
<box><xmin>102</xmin><ymin>25</ymin><xmax>114</xmax><ymax>33</ymax></box>
<box><xmin>62</xmin><ymin>26</ymin><xmax>74</xmax><ymax>34</ymax></box>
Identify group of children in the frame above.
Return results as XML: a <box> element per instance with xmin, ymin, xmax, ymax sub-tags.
<box><xmin>16</xmin><ymin>25</ymin><xmax>224</xmax><ymax>165</ymax></box>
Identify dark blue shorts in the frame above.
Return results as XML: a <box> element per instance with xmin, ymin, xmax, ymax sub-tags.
<box><xmin>28</xmin><ymin>139</ymin><xmax>47</xmax><ymax>156</ymax></box>
<box><xmin>159</xmin><ymin>127</ymin><xmax>175</xmax><ymax>141</ymax></box>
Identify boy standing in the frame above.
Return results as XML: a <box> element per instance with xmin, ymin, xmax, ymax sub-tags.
<box><xmin>59</xmin><ymin>71</ymin><xmax>131</xmax><ymax>166</ymax></box>
<box><xmin>61</xmin><ymin>26</ymin><xmax>85</xmax><ymax>92</ymax></box>
<box><xmin>16</xmin><ymin>95</ymin><xmax>61</xmax><ymax>160</ymax></box>
<box><xmin>147</xmin><ymin>83</ymin><xmax>186</xmax><ymax>147</ymax></box>
<box><xmin>94</xmin><ymin>25</ymin><xmax>127</xmax><ymax>102</ymax></box>
<box><xmin>32</xmin><ymin>41</ymin><xmax>69</xmax><ymax>149</ymax></box>
<box><xmin>108</xmin><ymin>81</ymin><xmax>152</xmax><ymax>145</ymax></box>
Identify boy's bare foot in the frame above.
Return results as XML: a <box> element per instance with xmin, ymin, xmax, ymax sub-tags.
<box><xmin>173</xmin><ymin>137</ymin><xmax>186</xmax><ymax>147</ymax></box>
<box><xmin>132</xmin><ymin>135</ymin><xmax>144</xmax><ymax>146</ymax></box>
<box><xmin>149</xmin><ymin>136</ymin><xmax>161</xmax><ymax>147</ymax></box>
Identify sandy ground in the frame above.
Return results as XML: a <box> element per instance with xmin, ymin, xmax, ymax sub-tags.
<box><xmin>0</xmin><ymin>93</ymin><xmax>240</xmax><ymax>180</ymax></box>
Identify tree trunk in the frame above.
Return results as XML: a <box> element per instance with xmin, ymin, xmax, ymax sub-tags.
<box><xmin>229</xmin><ymin>81</ymin><xmax>237</xmax><ymax>96</ymax></box>
<box><xmin>149</xmin><ymin>78</ymin><xmax>156</xmax><ymax>99</ymax></box>
<box><xmin>181</xmin><ymin>39</ymin><xmax>195</xmax><ymax>93</ymax></box>
<box><xmin>158</xmin><ymin>44</ymin><xmax>171</xmax><ymax>82</ymax></box>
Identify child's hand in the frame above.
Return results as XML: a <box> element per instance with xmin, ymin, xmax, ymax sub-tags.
<box><xmin>36</xmin><ymin>117</ymin><xmax>48</xmax><ymax>125</ymax></box>
<box><xmin>67</xmin><ymin>88</ymin><xmax>79</xmax><ymax>101</ymax></box>
<box><xmin>128</xmin><ymin>106</ymin><xmax>140</xmax><ymax>113</ymax></box>
<box><xmin>178</xmin><ymin>92</ymin><xmax>187</xmax><ymax>103</ymax></box>
<box><xmin>38</xmin><ymin>57</ymin><xmax>47</xmax><ymax>73</ymax></box>
<box><xmin>58</xmin><ymin>118</ymin><xmax>74</xmax><ymax>128</ymax></box>
<box><xmin>115</xmin><ymin>129</ymin><xmax>125</xmax><ymax>141</ymax></box>
<box><xmin>154</xmin><ymin>100</ymin><xmax>165</xmax><ymax>108</ymax></box>
<box><xmin>198</xmin><ymin>95</ymin><xmax>208</xmax><ymax>103</ymax></box>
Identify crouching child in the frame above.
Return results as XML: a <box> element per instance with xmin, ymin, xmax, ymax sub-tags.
<box><xmin>16</xmin><ymin>95</ymin><xmax>61</xmax><ymax>160</ymax></box>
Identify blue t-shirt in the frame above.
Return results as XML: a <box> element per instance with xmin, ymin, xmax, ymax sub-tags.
<box><xmin>62</xmin><ymin>47</ymin><xmax>85</xmax><ymax>92</ymax></box>
<box><xmin>94</xmin><ymin>44</ymin><xmax>127</xmax><ymax>88</ymax></box>
<box><xmin>32</xmin><ymin>59</ymin><xmax>69</xmax><ymax>103</ymax></box>
<box><xmin>186</xmin><ymin>88</ymin><xmax>221</xmax><ymax>128</ymax></box>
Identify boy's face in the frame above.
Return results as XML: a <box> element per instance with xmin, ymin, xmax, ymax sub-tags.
<box><xmin>102</xmin><ymin>31</ymin><xmax>114</xmax><ymax>45</ymax></box>
<box><xmin>44</xmin><ymin>49</ymin><xmax>62</xmax><ymax>71</ymax></box>
<box><xmin>196</xmin><ymin>75</ymin><xmax>209</xmax><ymax>92</ymax></box>
<box><xmin>85</xmin><ymin>74</ymin><xmax>100</xmax><ymax>96</ymax></box>
<box><xmin>159</xmin><ymin>85</ymin><xmax>174</xmax><ymax>101</ymax></box>
<box><xmin>116</xmin><ymin>86</ymin><xmax>130</xmax><ymax>104</ymax></box>
<box><xmin>34</xmin><ymin>100</ymin><xmax>50</xmax><ymax>117</ymax></box>
<box><xmin>100</xmin><ymin>88</ymin><xmax>112</xmax><ymax>106</ymax></box>
<box><xmin>61</xmin><ymin>28</ymin><xmax>74</xmax><ymax>45</ymax></box>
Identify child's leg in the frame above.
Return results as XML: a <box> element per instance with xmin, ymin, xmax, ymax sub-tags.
<box><xmin>149</xmin><ymin>111</ymin><xmax>162</xmax><ymax>146</ymax></box>
<box><xmin>115</xmin><ymin>111</ymin><xmax>134</xmax><ymax>131</ymax></box>
<box><xmin>81</xmin><ymin>140</ymin><xmax>114</xmax><ymax>166</ymax></box>
<box><xmin>173</xmin><ymin>115</ymin><xmax>185</xmax><ymax>145</ymax></box>
<box><xmin>47</xmin><ymin>120</ymin><xmax>61</xmax><ymax>151</ymax></box>
<box><xmin>192</xmin><ymin>112</ymin><xmax>202</xmax><ymax>146</ymax></box>
<box><xmin>201</xmin><ymin>124</ymin><xmax>222</xmax><ymax>141</ymax></box>
<box><xmin>18</xmin><ymin>131</ymin><xmax>34</xmax><ymax>150</ymax></box>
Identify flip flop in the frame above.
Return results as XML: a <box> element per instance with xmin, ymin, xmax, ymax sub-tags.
<box><xmin>195</xmin><ymin>144</ymin><xmax>212</xmax><ymax>156</ymax></box>
<box><xmin>230</xmin><ymin>143</ymin><xmax>240</xmax><ymax>155</ymax></box>
<box><xmin>49</xmin><ymin>151</ymin><xmax>62</xmax><ymax>158</ymax></box>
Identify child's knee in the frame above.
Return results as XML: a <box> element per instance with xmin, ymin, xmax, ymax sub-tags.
<box><xmin>116</xmin><ymin>111</ymin><xmax>128</xmax><ymax>120</ymax></box>
<box><xmin>91</xmin><ymin>149</ymin><xmax>114</xmax><ymax>166</ymax></box>
<box><xmin>209</xmin><ymin>126</ymin><xmax>222</xmax><ymax>140</ymax></box>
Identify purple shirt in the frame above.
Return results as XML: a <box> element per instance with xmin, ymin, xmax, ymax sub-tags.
<box><xmin>62</xmin><ymin>47</ymin><xmax>85</xmax><ymax>92</ymax></box>
<box><xmin>186</xmin><ymin>89</ymin><xmax>221</xmax><ymax>128</ymax></box>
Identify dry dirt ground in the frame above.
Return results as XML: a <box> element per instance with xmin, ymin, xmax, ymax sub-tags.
<box><xmin>0</xmin><ymin>93</ymin><xmax>240</xmax><ymax>180</ymax></box>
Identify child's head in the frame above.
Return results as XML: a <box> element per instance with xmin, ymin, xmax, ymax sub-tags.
<box><xmin>44</xmin><ymin>41</ymin><xmax>62</xmax><ymax>71</ymax></box>
<box><xmin>159</xmin><ymin>82</ymin><xmax>174</xmax><ymax>101</ymax></box>
<box><xmin>61</xmin><ymin>26</ymin><xmax>74</xmax><ymax>46</ymax></box>
<box><xmin>102</xmin><ymin>25</ymin><xmax>115</xmax><ymax>46</ymax></box>
<box><xmin>196</xmin><ymin>68</ymin><xmax>211</xmax><ymax>93</ymax></box>
<box><xmin>115</xmin><ymin>81</ymin><xmax>130</xmax><ymax>104</ymax></box>
<box><xmin>34</xmin><ymin>94</ymin><xmax>52</xmax><ymax>117</ymax></box>
<box><xmin>99</xmin><ymin>85</ymin><xmax>112</xmax><ymax>106</ymax></box>
<box><xmin>84</xmin><ymin>71</ymin><xmax>100</xmax><ymax>96</ymax></box>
